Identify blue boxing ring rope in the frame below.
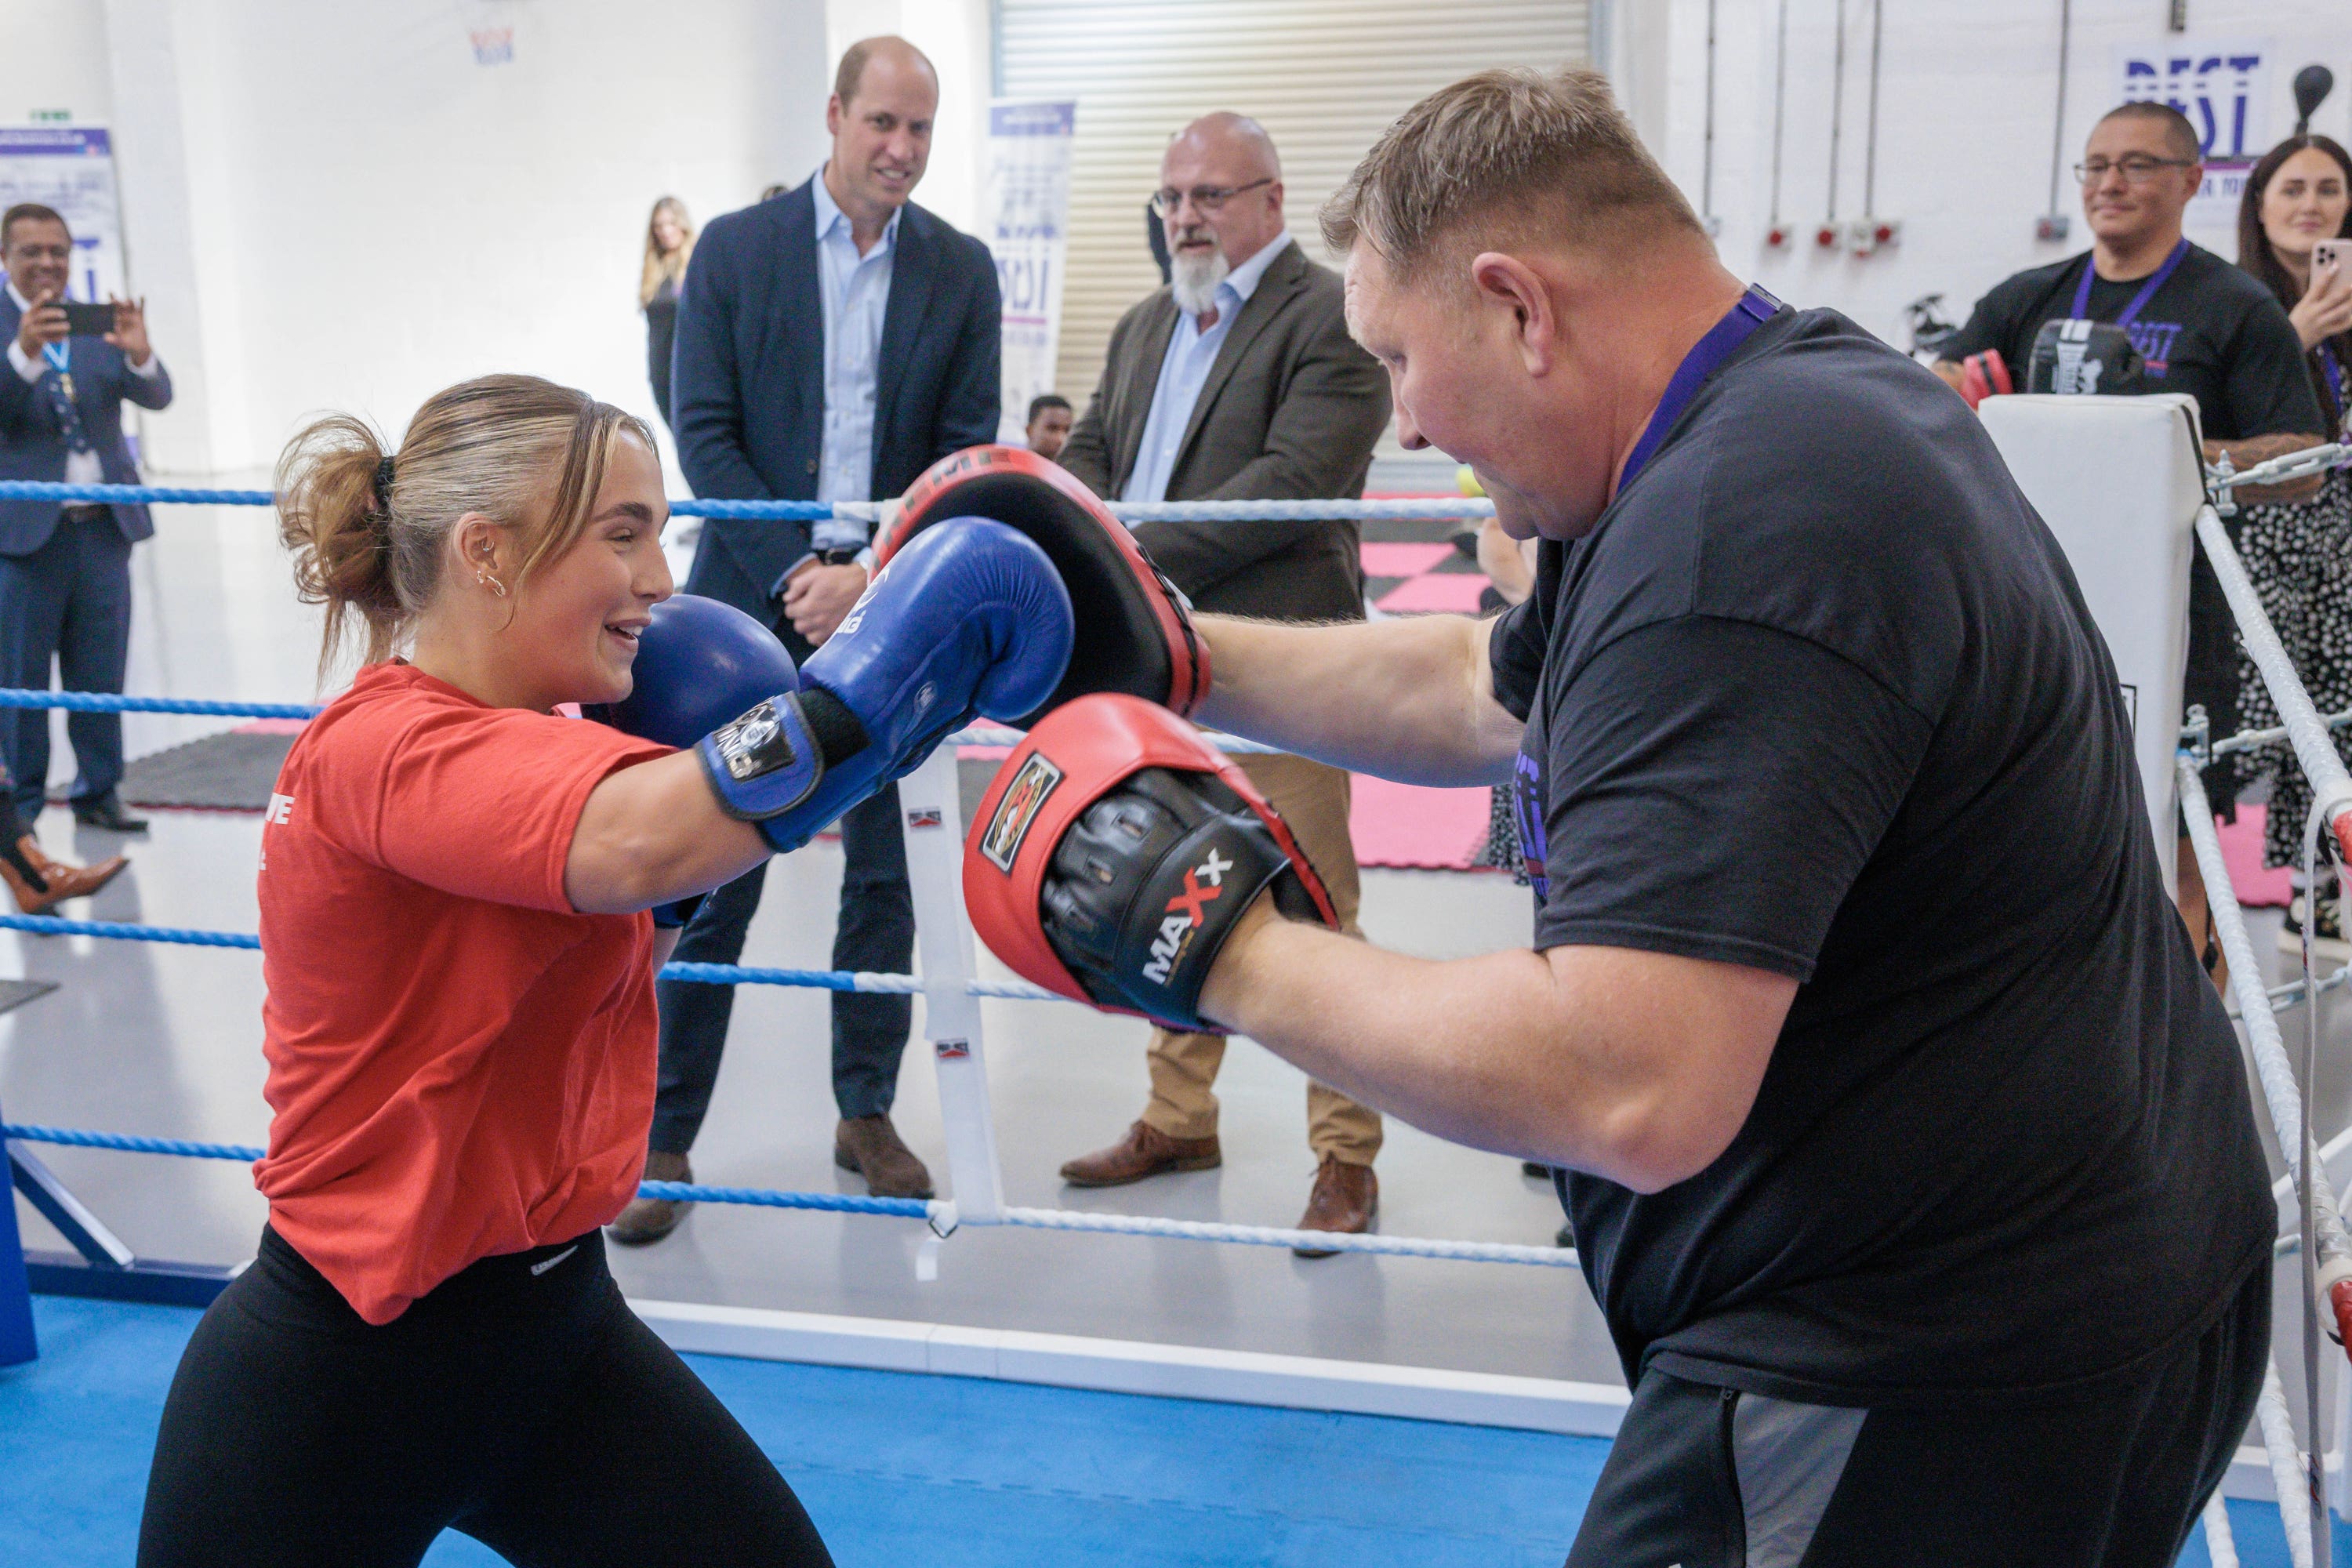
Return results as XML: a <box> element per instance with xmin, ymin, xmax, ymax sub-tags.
<box><xmin>0</xmin><ymin>463</ymin><xmax>2340</xmax><ymax>1559</ymax></box>
<box><xmin>0</xmin><ymin>476</ymin><xmax>1567</xmax><ymax>1377</ymax></box>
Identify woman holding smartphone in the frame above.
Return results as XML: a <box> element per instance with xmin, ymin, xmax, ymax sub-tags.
<box><xmin>2230</xmin><ymin>134</ymin><xmax>2352</xmax><ymax>953</ymax></box>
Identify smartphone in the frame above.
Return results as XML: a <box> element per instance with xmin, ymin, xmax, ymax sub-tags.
<box><xmin>60</xmin><ymin>301</ymin><xmax>115</xmax><ymax>336</ymax></box>
<box><xmin>2317</xmin><ymin>239</ymin><xmax>2347</xmax><ymax>278</ymax></box>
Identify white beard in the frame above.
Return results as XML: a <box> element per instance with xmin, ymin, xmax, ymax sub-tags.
<box><xmin>1170</xmin><ymin>247</ymin><xmax>1231</xmax><ymax>317</ymax></box>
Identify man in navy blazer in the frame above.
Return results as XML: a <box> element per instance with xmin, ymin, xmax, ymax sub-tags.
<box><xmin>610</xmin><ymin>36</ymin><xmax>1001</xmax><ymax>1241</ymax></box>
<box><xmin>0</xmin><ymin>204</ymin><xmax>172</xmax><ymax>833</ymax></box>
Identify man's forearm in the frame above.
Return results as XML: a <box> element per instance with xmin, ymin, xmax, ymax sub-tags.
<box><xmin>2209</xmin><ymin>434</ymin><xmax>2328</xmax><ymax>503</ymax></box>
<box><xmin>1203</xmin><ymin>909</ymin><xmax>1786</xmax><ymax>1191</ymax></box>
<box><xmin>1193</xmin><ymin>612</ymin><xmax>1520</xmax><ymax>786</ymax></box>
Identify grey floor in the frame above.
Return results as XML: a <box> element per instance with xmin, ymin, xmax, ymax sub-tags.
<box><xmin>2</xmin><ymin>496</ymin><xmax>2343</xmax><ymax>1423</ymax></box>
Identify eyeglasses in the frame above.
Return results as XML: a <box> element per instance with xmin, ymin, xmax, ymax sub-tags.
<box><xmin>1151</xmin><ymin>178</ymin><xmax>1274</xmax><ymax>217</ymax></box>
<box><xmin>2074</xmin><ymin>156</ymin><xmax>2197</xmax><ymax>186</ymax></box>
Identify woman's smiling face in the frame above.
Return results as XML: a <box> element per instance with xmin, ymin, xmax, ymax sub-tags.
<box><xmin>496</xmin><ymin>434</ymin><xmax>673</xmax><ymax>710</ymax></box>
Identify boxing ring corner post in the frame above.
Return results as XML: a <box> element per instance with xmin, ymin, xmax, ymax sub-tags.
<box><xmin>0</xmin><ymin>1095</ymin><xmax>35</xmax><ymax>1366</ymax></box>
<box><xmin>896</xmin><ymin>743</ymin><xmax>1007</xmax><ymax>1231</ymax></box>
<box><xmin>4</xmin><ymin>1119</ymin><xmax>241</xmax><ymax>1319</ymax></box>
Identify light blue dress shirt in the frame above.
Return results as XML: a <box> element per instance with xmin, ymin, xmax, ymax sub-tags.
<box><xmin>811</xmin><ymin>169</ymin><xmax>902</xmax><ymax>552</ymax></box>
<box><xmin>1121</xmin><ymin>235</ymin><xmax>1294</xmax><ymax>504</ymax></box>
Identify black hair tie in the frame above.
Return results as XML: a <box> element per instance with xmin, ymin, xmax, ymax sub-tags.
<box><xmin>372</xmin><ymin>455</ymin><xmax>396</xmax><ymax>515</ymax></box>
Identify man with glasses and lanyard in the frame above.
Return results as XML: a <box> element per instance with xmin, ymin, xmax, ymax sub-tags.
<box><xmin>1936</xmin><ymin>100</ymin><xmax>2326</xmax><ymax>984</ymax></box>
<box><xmin>1054</xmin><ymin>112</ymin><xmax>1394</xmax><ymax>1250</ymax></box>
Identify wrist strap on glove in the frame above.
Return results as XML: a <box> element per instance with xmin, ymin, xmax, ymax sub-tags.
<box><xmin>696</xmin><ymin>687</ymin><xmax>869</xmax><ymax>828</ymax></box>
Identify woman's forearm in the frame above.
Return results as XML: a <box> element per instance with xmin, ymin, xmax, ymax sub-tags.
<box><xmin>1193</xmin><ymin>613</ymin><xmax>1523</xmax><ymax>786</ymax></box>
<box><xmin>566</xmin><ymin>750</ymin><xmax>771</xmax><ymax>914</ymax></box>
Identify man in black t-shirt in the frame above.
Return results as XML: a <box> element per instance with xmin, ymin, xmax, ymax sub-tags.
<box><xmin>1936</xmin><ymin>107</ymin><xmax>2327</xmax><ymax>990</ymax></box>
<box><xmin>1935</xmin><ymin>102</ymin><xmax>2323</xmax><ymax>469</ymax></box>
<box><xmin>1020</xmin><ymin>70</ymin><xmax>2275</xmax><ymax>1563</ymax></box>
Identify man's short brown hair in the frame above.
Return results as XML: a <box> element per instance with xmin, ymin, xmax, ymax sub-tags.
<box><xmin>1322</xmin><ymin>67</ymin><xmax>1700</xmax><ymax>284</ymax></box>
<box><xmin>0</xmin><ymin>202</ymin><xmax>67</xmax><ymax>251</ymax></box>
<box><xmin>2095</xmin><ymin>101</ymin><xmax>2202</xmax><ymax>165</ymax></box>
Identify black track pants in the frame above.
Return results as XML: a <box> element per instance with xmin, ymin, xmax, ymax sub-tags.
<box><xmin>137</xmin><ymin>1225</ymin><xmax>835</xmax><ymax>1568</ymax></box>
<box><xmin>1565</xmin><ymin>1261</ymin><xmax>2268</xmax><ymax>1567</ymax></box>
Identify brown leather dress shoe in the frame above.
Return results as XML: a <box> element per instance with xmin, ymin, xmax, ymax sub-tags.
<box><xmin>835</xmin><ymin>1114</ymin><xmax>935</xmax><ymax>1199</ymax></box>
<box><xmin>0</xmin><ymin>834</ymin><xmax>126</xmax><ymax>916</ymax></box>
<box><xmin>1293</xmin><ymin>1156</ymin><xmax>1378</xmax><ymax>1258</ymax></box>
<box><xmin>1059</xmin><ymin>1119</ymin><xmax>1221</xmax><ymax>1188</ymax></box>
<box><xmin>607</xmin><ymin>1149</ymin><xmax>693</xmax><ymax>1246</ymax></box>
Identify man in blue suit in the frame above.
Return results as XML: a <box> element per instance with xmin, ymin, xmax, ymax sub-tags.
<box><xmin>0</xmin><ymin>204</ymin><xmax>171</xmax><ymax>833</ymax></box>
<box><xmin>610</xmin><ymin>35</ymin><xmax>1002</xmax><ymax>1241</ymax></box>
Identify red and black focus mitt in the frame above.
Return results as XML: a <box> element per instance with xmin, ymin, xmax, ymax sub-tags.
<box><xmin>963</xmin><ymin>693</ymin><xmax>1338</xmax><ymax>1033</ymax></box>
<box><xmin>1955</xmin><ymin>348</ymin><xmax>2013</xmax><ymax>410</ymax></box>
<box><xmin>879</xmin><ymin>445</ymin><xmax>1207</xmax><ymax>726</ymax></box>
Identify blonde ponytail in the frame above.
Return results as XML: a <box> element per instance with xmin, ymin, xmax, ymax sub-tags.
<box><xmin>275</xmin><ymin>373</ymin><xmax>655</xmax><ymax>684</ymax></box>
<box><xmin>275</xmin><ymin>414</ymin><xmax>405</xmax><ymax>678</ymax></box>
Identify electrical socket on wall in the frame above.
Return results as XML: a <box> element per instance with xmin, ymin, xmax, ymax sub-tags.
<box><xmin>1849</xmin><ymin>218</ymin><xmax>1901</xmax><ymax>256</ymax></box>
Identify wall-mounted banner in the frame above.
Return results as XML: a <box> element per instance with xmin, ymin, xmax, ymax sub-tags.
<box><xmin>984</xmin><ymin>100</ymin><xmax>1076</xmax><ymax>445</ymax></box>
<box><xmin>0</xmin><ymin>127</ymin><xmax>125</xmax><ymax>303</ymax></box>
<box><xmin>2114</xmin><ymin>38</ymin><xmax>2274</xmax><ymax>228</ymax></box>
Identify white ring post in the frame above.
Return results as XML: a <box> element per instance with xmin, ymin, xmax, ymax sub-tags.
<box><xmin>897</xmin><ymin>745</ymin><xmax>1004</xmax><ymax>1225</ymax></box>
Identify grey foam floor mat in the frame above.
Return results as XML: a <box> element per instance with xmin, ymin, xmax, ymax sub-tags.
<box><xmin>114</xmin><ymin>730</ymin><xmax>296</xmax><ymax>812</ymax></box>
<box><xmin>0</xmin><ymin>978</ymin><xmax>58</xmax><ymax>1014</ymax></box>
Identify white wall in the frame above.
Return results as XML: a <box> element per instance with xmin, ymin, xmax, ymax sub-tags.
<box><xmin>1</xmin><ymin>0</ymin><xmax>115</xmax><ymax>124</ymax></box>
<box><xmin>31</xmin><ymin>1</ymin><xmax>2346</xmax><ymax>476</ymax></box>
<box><xmin>1640</xmin><ymin>0</ymin><xmax>2352</xmax><ymax>351</ymax></box>
<box><xmin>35</xmin><ymin>0</ymin><xmax>833</xmax><ymax>475</ymax></box>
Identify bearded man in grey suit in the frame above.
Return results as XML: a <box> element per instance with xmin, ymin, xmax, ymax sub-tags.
<box><xmin>1055</xmin><ymin>114</ymin><xmax>1392</xmax><ymax>1254</ymax></box>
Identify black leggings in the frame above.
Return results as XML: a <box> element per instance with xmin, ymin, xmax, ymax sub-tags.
<box><xmin>136</xmin><ymin>1225</ymin><xmax>835</xmax><ymax>1568</ymax></box>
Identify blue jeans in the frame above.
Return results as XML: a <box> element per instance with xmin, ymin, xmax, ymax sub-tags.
<box><xmin>649</xmin><ymin>777</ymin><xmax>916</xmax><ymax>1152</ymax></box>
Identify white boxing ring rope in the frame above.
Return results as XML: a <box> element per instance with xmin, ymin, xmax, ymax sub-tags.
<box><xmin>2184</xmin><ymin>482</ymin><xmax>2352</xmax><ymax>1555</ymax></box>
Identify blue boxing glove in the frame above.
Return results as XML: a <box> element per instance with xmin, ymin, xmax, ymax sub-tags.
<box><xmin>585</xmin><ymin>593</ymin><xmax>800</xmax><ymax>924</ymax></box>
<box><xmin>698</xmin><ymin>516</ymin><xmax>1075</xmax><ymax>851</ymax></box>
<box><xmin>592</xmin><ymin>593</ymin><xmax>802</xmax><ymax>746</ymax></box>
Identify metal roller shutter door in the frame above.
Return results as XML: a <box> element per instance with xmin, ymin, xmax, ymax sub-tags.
<box><xmin>998</xmin><ymin>0</ymin><xmax>1591</xmax><ymax>415</ymax></box>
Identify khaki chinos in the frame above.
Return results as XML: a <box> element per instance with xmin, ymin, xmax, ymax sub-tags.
<box><xmin>1138</xmin><ymin>751</ymin><xmax>1382</xmax><ymax>1166</ymax></box>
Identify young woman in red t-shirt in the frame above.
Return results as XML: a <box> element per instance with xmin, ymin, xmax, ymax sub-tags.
<box><xmin>134</xmin><ymin>374</ymin><xmax>1072</xmax><ymax>1567</ymax></box>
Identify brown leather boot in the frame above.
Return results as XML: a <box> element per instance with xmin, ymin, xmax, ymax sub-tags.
<box><xmin>1059</xmin><ymin>1119</ymin><xmax>1221</xmax><ymax>1188</ymax></box>
<box><xmin>1293</xmin><ymin>1156</ymin><xmax>1378</xmax><ymax>1258</ymax></box>
<box><xmin>835</xmin><ymin>1114</ymin><xmax>935</xmax><ymax>1199</ymax></box>
<box><xmin>1</xmin><ymin>835</ymin><xmax>126</xmax><ymax>916</ymax></box>
<box><xmin>606</xmin><ymin>1149</ymin><xmax>693</xmax><ymax>1246</ymax></box>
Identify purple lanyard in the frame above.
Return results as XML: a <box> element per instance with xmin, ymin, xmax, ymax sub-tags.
<box><xmin>2321</xmin><ymin>344</ymin><xmax>2347</xmax><ymax>431</ymax></box>
<box><xmin>1619</xmin><ymin>285</ymin><xmax>1783</xmax><ymax>492</ymax></box>
<box><xmin>2069</xmin><ymin>238</ymin><xmax>2189</xmax><ymax>329</ymax></box>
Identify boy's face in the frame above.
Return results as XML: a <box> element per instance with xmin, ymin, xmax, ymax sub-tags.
<box><xmin>1027</xmin><ymin>405</ymin><xmax>1073</xmax><ymax>460</ymax></box>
